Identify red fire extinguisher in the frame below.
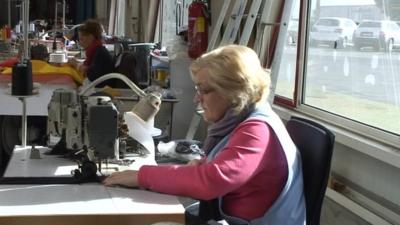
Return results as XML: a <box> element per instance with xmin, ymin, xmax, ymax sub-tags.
<box><xmin>188</xmin><ymin>0</ymin><xmax>208</xmax><ymax>59</ymax></box>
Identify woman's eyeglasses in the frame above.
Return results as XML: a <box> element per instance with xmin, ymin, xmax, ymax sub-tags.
<box><xmin>195</xmin><ymin>85</ymin><xmax>214</xmax><ymax>96</ymax></box>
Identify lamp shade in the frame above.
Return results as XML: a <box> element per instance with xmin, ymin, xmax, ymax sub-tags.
<box><xmin>123</xmin><ymin>92</ymin><xmax>162</xmax><ymax>158</ymax></box>
<box><xmin>131</xmin><ymin>93</ymin><xmax>161</xmax><ymax>122</ymax></box>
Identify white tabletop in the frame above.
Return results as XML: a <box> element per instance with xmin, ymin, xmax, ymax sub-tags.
<box><xmin>0</xmin><ymin>146</ymin><xmax>185</xmax><ymax>225</ymax></box>
<box><xmin>4</xmin><ymin>145</ymin><xmax>156</xmax><ymax>177</ymax></box>
<box><xmin>0</xmin><ymin>184</ymin><xmax>182</xmax><ymax>215</ymax></box>
<box><xmin>0</xmin><ymin>82</ymin><xmax>75</xmax><ymax>116</ymax></box>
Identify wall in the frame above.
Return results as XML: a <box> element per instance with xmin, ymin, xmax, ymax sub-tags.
<box><xmin>274</xmin><ymin>105</ymin><xmax>400</xmax><ymax>225</ymax></box>
<box><xmin>169</xmin><ymin>57</ymin><xmax>196</xmax><ymax>140</ymax></box>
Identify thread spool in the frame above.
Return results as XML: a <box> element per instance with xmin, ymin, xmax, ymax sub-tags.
<box><xmin>11</xmin><ymin>59</ymin><xmax>33</xmax><ymax>96</ymax></box>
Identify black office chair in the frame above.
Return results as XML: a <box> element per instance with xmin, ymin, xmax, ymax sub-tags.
<box><xmin>286</xmin><ymin>116</ymin><xmax>335</xmax><ymax>225</ymax></box>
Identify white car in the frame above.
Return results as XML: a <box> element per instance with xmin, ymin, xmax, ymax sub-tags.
<box><xmin>309</xmin><ymin>17</ymin><xmax>357</xmax><ymax>49</ymax></box>
<box><xmin>353</xmin><ymin>20</ymin><xmax>400</xmax><ymax>51</ymax></box>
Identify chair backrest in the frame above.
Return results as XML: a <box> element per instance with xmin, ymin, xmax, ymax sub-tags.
<box><xmin>286</xmin><ymin>116</ymin><xmax>335</xmax><ymax>225</ymax></box>
<box><xmin>114</xmin><ymin>51</ymin><xmax>138</xmax><ymax>88</ymax></box>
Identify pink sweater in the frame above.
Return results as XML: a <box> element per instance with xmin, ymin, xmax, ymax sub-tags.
<box><xmin>138</xmin><ymin>119</ymin><xmax>288</xmax><ymax>220</ymax></box>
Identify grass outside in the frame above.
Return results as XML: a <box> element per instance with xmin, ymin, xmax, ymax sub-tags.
<box><xmin>275</xmin><ymin>81</ymin><xmax>400</xmax><ymax>135</ymax></box>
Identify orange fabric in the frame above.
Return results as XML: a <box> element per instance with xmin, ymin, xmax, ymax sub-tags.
<box><xmin>0</xmin><ymin>73</ymin><xmax>77</xmax><ymax>88</ymax></box>
<box><xmin>1</xmin><ymin>60</ymin><xmax>84</xmax><ymax>84</ymax></box>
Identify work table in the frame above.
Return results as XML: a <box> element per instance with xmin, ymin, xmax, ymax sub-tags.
<box><xmin>0</xmin><ymin>146</ymin><xmax>185</xmax><ymax>225</ymax></box>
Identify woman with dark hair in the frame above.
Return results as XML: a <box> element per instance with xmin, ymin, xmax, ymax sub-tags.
<box><xmin>70</xmin><ymin>19</ymin><xmax>114</xmax><ymax>87</ymax></box>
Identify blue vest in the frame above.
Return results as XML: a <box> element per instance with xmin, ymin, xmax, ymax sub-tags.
<box><xmin>207</xmin><ymin>104</ymin><xmax>306</xmax><ymax>225</ymax></box>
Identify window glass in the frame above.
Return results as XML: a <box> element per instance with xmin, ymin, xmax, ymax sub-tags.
<box><xmin>305</xmin><ymin>0</ymin><xmax>400</xmax><ymax>135</ymax></box>
<box><xmin>160</xmin><ymin>1</ymin><xmax>178</xmax><ymax>46</ymax></box>
<box><xmin>160</xmin><ymin>0</ymin><xmax>193</xmax><ymax>47</ymax></box>
<box><xmin>275</xmin><ymin>0</ymin><xmax>300</xmax><ymax>100</ymax></box>
<box><xmin>317</xmin><ymin>18</ymin><xmax>340</xmax><ymax>26</ymax></box>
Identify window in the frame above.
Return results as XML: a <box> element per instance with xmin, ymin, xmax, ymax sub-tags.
<box><xmin>274</xmin><ymin>0</ymin><xmax>400</xmax><ymax>145</ymax></box>
<box><xmin>159</xmin><ymin>0</ymin><xmax>194</xmax><ymax>47</ymax></box>
<box><xmin>274</xmin><ymin>0</ymin><xmax>300</xmax><ymax>101</ymax></box>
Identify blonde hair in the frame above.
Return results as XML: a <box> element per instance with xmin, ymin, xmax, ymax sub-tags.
<box><xmin>190</xmin><ymin>45</ymin><xmax>270</xmax><ymax>113</ymax></box>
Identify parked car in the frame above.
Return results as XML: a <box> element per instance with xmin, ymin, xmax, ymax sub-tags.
<box><xmin>309</xmin><ymin>17</ymin><xmax>357</xmax><ymax>49</ymax></box>
<box><xmin>353</xmin><ymin>20</ymin><xmax>400</xmax><ymax>51</ymax></box>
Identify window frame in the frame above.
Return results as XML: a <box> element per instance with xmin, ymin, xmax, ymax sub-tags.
<box><xmin>272</xmin><ymin>0</ymin><xmax>400</xmax><ymax>148</ymax></box>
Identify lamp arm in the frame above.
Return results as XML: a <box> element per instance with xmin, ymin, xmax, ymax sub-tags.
<box><xmin>79</xmin><ymin>73</ymin><xmax>146</xmax><ymax>97</ymax></box>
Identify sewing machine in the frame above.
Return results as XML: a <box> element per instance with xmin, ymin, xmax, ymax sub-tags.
<box><xmin>46</xmin><ymin>73</ymin><xmax>162</xmax><ymax>182</ymax></box>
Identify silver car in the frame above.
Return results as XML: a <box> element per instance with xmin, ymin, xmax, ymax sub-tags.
<box><xmin>353</xmin><ymin>20</ymin><xmax>400</xmax><ymax>51</ymax></box>
<box><xmin>309</xmin><ymin>17</ymin><xmax>357</xmax><ymax>49</ymax></box>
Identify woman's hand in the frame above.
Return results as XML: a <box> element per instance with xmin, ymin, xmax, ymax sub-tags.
<box><xmin>187</xmin><ymin>159</ymin><xmax>202</xmax><ymax>166</ymax></box>
<box><xmin>68</xmin><ymin>57</ymin><xmax>87</xmax><ymax>75</ymax></box>
<box><xmin>68</xmin><ymin>57</ymin><xmax>79</xmax><ymax>68</ymax></box>
<box><xmin>102</xmin><ymin>170</ymin><xmax>139</xmax><ymax>188</ymax></box>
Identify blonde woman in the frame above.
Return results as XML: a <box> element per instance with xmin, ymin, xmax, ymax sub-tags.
<box><xmin>103</xmin><ymin>45</ymin><xmax>306</xmax><ymax>225</ymax></box>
